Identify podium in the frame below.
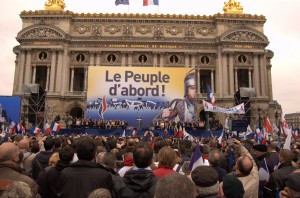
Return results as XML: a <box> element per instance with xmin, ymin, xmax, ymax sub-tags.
<box><xmin>137</xmin><ymin>116</ymin><xmax>142</xmax><ymax>129</ymax></box>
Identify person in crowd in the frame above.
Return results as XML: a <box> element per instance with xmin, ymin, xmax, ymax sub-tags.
<box><xmin>18</xmin><ymin>138</ymin><xmax>36</xmax><ymax>177</ymax></box>
<box><xmin>155</xmin><ymin>173</ymin><xmax>197</xmax><ymax>198</ymax></box>
<box><xmin>208</xmin><ymin>149</ymin><xmax>227</xmax><ymax>182</ymax></box>
<box><xmin>220</xmin><ymin>138</ymin><xmax>259</xmax><ymax>198</ymax></box>
<box><xmin>267</xmin><ymin>141</ymin><xmax>280</xmax><ymax>170</ymax></box>
<box><xmin>32</xmin><ymin>137</ymin><xmax>54</xmax><ymax>180</ymax></box>
<box><xmin>53</xmin><ymin>137</ymin><xmax>62</xmax><ymax>152</ymax></box>
<box><xmin>0</xmin><ymin>142</ymin><xmax>39</xmax><ymax>197</ymax></box>
<box><xmin>191</xmin><ymin>166</ymin><xmax>220</xmax><ymax>198</ymax></box>
<box><xmin>88</xmin><ymin>188</ymin><xmax>112</xmax><ymax>198</ymax></box>
<box><xmin>115</xmin><ymin>142</ymin><xmax>158</xmax><ymax>198</ymax></box>
<box><xmin>264</xmin><ymin>149</ymin><xmax>297</xmax><ymax>197</ymax></box>
<box><xmin>222</xmin><ymin>175</ymin><xmax>245</xmax><ymax>198</ymax></box>
<box><xmin>153</xmin><ymin>146</ymin><xmax>177</xmax><ymax>178</ymax></box>
<box><xmin>0</xmin><ymin>181</ymin><xmax>33</xmax><ymax>198</ymax></box>
<box><xmin>118</xmin><ymin>152</ymin><xmax>134</xmax><ymax>177</ymax></box>
<box><xmin>279</xmin><ymin>169</ymin><xmax>300</xmax><ymax>198</ymax></box>
<box><xmin>60</xmin><ymin>137</ymin><xmax>113</xmax><ymax>198</ymax></box>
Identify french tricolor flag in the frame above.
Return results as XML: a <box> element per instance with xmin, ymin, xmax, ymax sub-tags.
<box><xmin>44</xmin><ymin>123</ymin><xmax>51</xmax><ymax>134</ymax></box>
<box><xmin>33</xmin><ymin>127</ymin><xmax>41</xmax><ymax>135</ymax></box>
<box><xmin>143</xmin><ymin>0</ymin><xmax>159</xmax><ymax>6</ymax></box>
<box><xmin>52</xmin><ymin>123</ymin><xmax>61</xmax><ymax>132</ymax></box>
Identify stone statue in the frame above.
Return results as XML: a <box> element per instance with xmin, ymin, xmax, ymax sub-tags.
<box><xmin>45</xmin><ymin>0</ymin><xmax>66</xmax><ymax>10</ymax></box>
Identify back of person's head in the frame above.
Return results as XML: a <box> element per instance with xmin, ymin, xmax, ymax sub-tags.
<box><xmin>59</xmin><ymin>145</ymin><xmax>74</xmax><ymax>163</ymax></box>
<box><xmin>53</xmin><ymin>137</ymin><xmax>62</xmax><ymax>149</ymax></box>
<box><xmin>155</xmin><ymin>173</ymin><xmax>197</xmax><ymax>198</ymax></box>
<box><xmin>44</xmin><ymin>138</ymin><xmax>54</xmax><ymax>151</ymax></box>
<box><xmin>157</xmin><ymin>146</ymin><xmax>177</xmax><ymax>167</ymax></box>
<box><xmin>96</xmin><ymin>152</ymin><xmax>106</xmax><ymax>164</ymax></box>
<box><xmin>77</xmin><ymin>137</ymin><xmax>96</xmax><ymax>161</ymax></box>
<box><xmin>13</xmin><ymin>134</ymin><xmax>24</xmax><ymax>144</ymax></box>
<box><xmin>30</xmin><ymin>142</ymin><xmax>40</xmax><ymax>153</ymax></box>
<box><xmin>236</xmin><ymin>155</ymin><xmax>253</xmax><ymax>176</ymax></box>
<box><xmin>18</xmin><ymin>139</ymin><xmax>29</xmax><ymax>150</ymax></box>
<box><xmin>200</xmin><ymin>144</ymin><xmax>210</xmax><ymax>155</ymax></box>
<box><xmin>102</xmin><ymin>152</ymin><xmax>117</xmax><ymax>170</ymax></box>
<box><xmin>133</xmin><ymin>142</ymin><xmax>153</xmax><ymax>168</ymax></box>
<box><xmin>0</xmin><ymin>142</ymin><xmax>21</xmax><ymax>164</ymax></box>
<box><xmin>222</xmin><ymin>175</ymin><xmax>244</xmax><ymax>198</ymax></box>
<box><xmin>0</xmin><ymin>181</ymin><xmax>32</xmax><ymax>198</ymax></box>
<box><xmin>280</xmin><ymin>149</ymin><xmax>294</xmax><ymax>164</ymax></box>
<box><xmin>87</xmin><ymin>188</ymin><xmax>112</xmax><ymax>198</ymax></box>
<box><xmin>268</xmin><ymin>141</ymin><xmax>278</xmax><ymax>151</ymax></box>
<box><xmin>181</xmin><ymin>161</ymin><xmax>191</xmax><ymax>175</ymax></box>
<box><xmin>208</xmin><ymin>149</ymin><xmax>221</xmax><ymax>166</ymax></box>
<box><xmin>48</xmin><ymin>152</ymin><xmax>60</xmax><ymax>166</ymax></box>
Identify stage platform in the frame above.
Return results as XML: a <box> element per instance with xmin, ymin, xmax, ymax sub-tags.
<box><xmin>57</xmin><ymin>128</ymin><xmax>224</xmax><ymax>138</ymax></box>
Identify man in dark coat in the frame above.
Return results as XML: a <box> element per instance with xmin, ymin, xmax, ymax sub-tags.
<box><xmin>60</xmin><ymin>137</ymin><xmax>113</xmax><ymax>198</ymax></box>
<box><xmin>264</xmin><ymin>149</ymin><xmax>297</xmax><ymax>198</ymax></box>
<box><xmin>115</xmin><ymin>142</ymin><xmax>158</xmax><ymax>198</ymax></box>
<box><xmin>32</xmin><ymin>137</ymin><xmax>54</xmax><ymax>180</ymax></box>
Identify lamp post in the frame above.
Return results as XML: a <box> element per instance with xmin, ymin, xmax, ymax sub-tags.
<box><xmin>257</xmin><ymin>107</ymin><xmax>262</xmax><ymax>130</ymax></box>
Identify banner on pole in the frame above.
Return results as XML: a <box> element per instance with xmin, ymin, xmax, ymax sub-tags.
<box><xmin>203</xmin><ymin>100</ymin><xmax>245</xmax><ymax>114</ymax></box>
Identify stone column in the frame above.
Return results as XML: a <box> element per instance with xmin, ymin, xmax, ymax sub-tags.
<box><xmin>89</xmin><ymin>52</ymin><xmax>95</xmax><ymax>66</ymax></box>
<box><xmin>222</xmin><ymin>52</ymin><xmax>228</xmax><ymax>96</ymax></box>
<box><xmin>13</xmin><ymin>54</ymin><xmax>20</xmax><ymax>93</ymax></box>
<box><xmin>184</xmin><ymin>52</ymin><xmax>189</xmax><ymax>67</ymax></box>
<box><xmin>216</xmin><ymin>50</ymin><xmax>223</xmax><ymax>97</ymax></box>
<box><xmin>96</xmin><ymin>52</ymin><xmax>101</xmax><ymax>66</ymax></box>
<box><xmin>229</xmin><ymin>52</ymin><xmax>234</xmax><ymax>95</ymax></box>
<box><xmin>45</xmin><ymin>65</ymin><xmax>50</xmax><ymax>91</ymax></box>
<box><xmin>211</xmin><ymin>69</ymin><xmax>215</xmax><ymax>92</ymax></box>
<box><xmin>128</xmin><ymin>52</ymin><xmax>133</xmax><ymax>67</ymax></box>
<box><xmin>267</xmin><ymin>64</ymin><xmax>273</xmax><ymax>100</ymax></box>
<box><xmin>234</xmin><ymin>68</ymin><xmax>238</xmax><ymax>92</ymax></box>
<box><xmin>49</xmin><ymin>50</ymin><xmax>57</xmax><ymax>92</ymax></box>
<box><xmin>31</xmin><ymin>64</ymin><xmax>36</xmax><ymax>84</ymax></box>
<box><xmin>248</xmin><ymin>68</ymin><xmax>252</xmax><ymax>88</ymax></box>
<box><xmin>121</xmin><ymin>52</ymin><xmax>126</xmax><ymax>67</ymax></box>
<box><xmin>198</xmin><ymin>68</ymin><xmax>201</xmax><ymax>95</ymax></box>
<box><xmin>253</xmin><ymin>53</ymin><xmax>260</xmax><ymax>96</ymax></box>
<box><xmin>24</xmin><ymin>49</ymin><xmax>32</xmax><ymax>84</ymax></box>
<box><xmin>159</xmin><ymin>52</ymin><xmax>164</xmax><ymax>67</ymax></box>
<box><xmin>55</xmin><ymin>50</ymin><xmax>63</xmax><ymax>92</ymax></box>
<box><xmin>84</xmin><ymin>67</ymin><xmax>88</xmax><ymax>92</ymax></box>
<box><xmin>61</xmin><ymin>47</ymin><xmax>69</xmax><ymax>96</ymax></box>
<box><xmin>191</xmin><ymin>53</ymin><xmax>196</xmax><ymax>68</ymax></box>
<box><xmin>70</xmin><ymin>67</ymin><xmax>74</xmax><ymax>92</ymax></box>
<box><xmin>18</xmin><ymin>50</ymin><xmax>26</xmax><ymax>91</ymax></box>
<box><xmin>153</xmin><ymin>52</ymin><xmax>158</xmax><ymax>67</ymax></box>
<box><xmin>260</xmin><ymin>53</ymin><xmax>266</xmax><ymax>96</ymax></box>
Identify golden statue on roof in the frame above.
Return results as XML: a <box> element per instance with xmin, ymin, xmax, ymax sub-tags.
<box><xmin>45</xmin><ymin>0</ymin><xmax>66</xmax><ymax>10</ymax></box>
<box><xmin>223</xmin><ymin>0</ymin><xmax>244</xmax><ymax>14</ymax></box>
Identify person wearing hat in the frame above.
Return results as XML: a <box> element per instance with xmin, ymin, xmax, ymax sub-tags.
<box><xmin>191</xmin><ymin>166</ymin><xmax>221</xmax><ymax>198</ymax></box>
<box><xmin>222</xmin><ymin>175</ymin><xmax>245</xmax><ymax>198</ymax></box>
<box><xmin>279</xmin><ymin>170</ymin><xmax>300</xmax><ymax>198</ymax></box>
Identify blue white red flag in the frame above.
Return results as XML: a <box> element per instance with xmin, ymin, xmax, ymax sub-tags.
<box><xmin>189</xmin><ymin>142</ymin><xmax>203</xmax><ymax>171</ymax></box>
<box><xmin>16</xmin><ymin>123</ymin><xmax>25</xmax><ymax>134</ymax></box>
<box><xmin>98</xmin><ymin>96</ymin><xmax>107</xmax><ymax>119</ymax></box>
<box><xmin>52</xmin><ymin>122</ymin><xmax>61</xmax><ymax>132</ymax></box>
<box><xmin>115</xmin><ymin>0</ymin><xmax>129</xmax><ymax>6</ymax></box>
<box><xmin>259</xmin><ymin>158</ymin><xmax>270</xmax><ymax>184</ymax></box>
<box><xmin>207</xmin><ymin>85</ymin><xmax>215</xmax><ymax>105</ymax></box>
<box><xmin>132</xmin><ymin>129</ymin><xmax>138</xmax><ymax>137</ymax></box>
<box><xmin>31</xmin><ymin>126</ymin><xmax>41</xmax><ymax>135</ymax></box>
<box><xmin>143</xmin><ymin>0</ymin><xmax>159</xmax><ymax>6</ymax></box>
<box><xmin>44</xmin><ymin>123</ymin><xmax>51</xmax><ymax>134</ymax></box>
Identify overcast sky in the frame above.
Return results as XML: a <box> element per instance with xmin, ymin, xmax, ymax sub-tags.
<box><xmin>0</xmin><ymin>0</ymin><xmax>299</xmax><ymax>115</ymax></box>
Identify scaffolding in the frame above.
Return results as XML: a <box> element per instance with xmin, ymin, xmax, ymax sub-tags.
<box><xmin>21</xmin><ymin>84</ymin><xmax>46</xmax><ymax>127</ymax></box>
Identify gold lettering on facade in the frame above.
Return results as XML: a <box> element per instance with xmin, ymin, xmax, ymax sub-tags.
<box><xmin>33</xmin><ymin>42</ymin><xmax>50</xmax><ymax>45</ymax></box>
<box><xmin>234</xmin><ymin>45</ymin><xmax>253</xmax><ymax>49</ymax></box>
<box><xmin>107</xmin><ymin>44</ymin><xmax>179</xmax><ymax>49</ymax></box>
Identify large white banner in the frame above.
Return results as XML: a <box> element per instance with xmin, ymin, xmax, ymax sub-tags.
<box><xmin>203</xmin><ymin>100</ymin><xmax>245</xmax><ymax>114</ymax></box>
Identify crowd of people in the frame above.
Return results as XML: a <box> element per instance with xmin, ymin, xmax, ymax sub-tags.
<box><xmin>0</xmin><ymin>130</ymin><xmax>300</xmax><ymax>198</ymax></box>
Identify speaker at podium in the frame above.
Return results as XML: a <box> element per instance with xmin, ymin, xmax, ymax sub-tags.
<box><xmin>137</xmin><ymin>115</ymin><xmax>142</xmax><ymax>129</ymax></box>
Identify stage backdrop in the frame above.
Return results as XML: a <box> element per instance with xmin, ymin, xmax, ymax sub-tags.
<box><xmin>0</xmin><ymin>96</ymin><xmax>21</xmax><ymax>123</ymax></box>
<box><xmin>87</xmin><ymin>67</ymin><xmax>193</xmax><ymax>128</ymax></box>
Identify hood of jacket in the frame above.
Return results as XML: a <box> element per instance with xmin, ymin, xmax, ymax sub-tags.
<box><xmin>123</xmin><ymin>169</ymin><xmax>157</xmax><ymax>192</ymax></box>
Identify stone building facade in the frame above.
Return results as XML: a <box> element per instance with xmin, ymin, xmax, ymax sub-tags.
<box><xmin>12</xmin><ymin>6</ymin><xmax>280</xmax><ymax>127</ymax></box>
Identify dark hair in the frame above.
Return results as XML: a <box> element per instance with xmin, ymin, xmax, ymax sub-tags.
<box><xmin>59</xmin><ymin>145</ymin><xmax>74</xmax><ymax>163</ymax></box>
<box><xmin>133</xmin><ymin>142</ymin><xmax>153</xmax><ymax>168</ymax></box>
<box><xmin>280</xmin><ymin>149</ymin><xmax>294</xmax><ymax>164</ymax></box>
<box><xmin>209</xmin><ymin>149</ymin><xmax>221</xmax><ymax>166</ymax></box>
<box><xmin>53</xmin><ymin>137</ymin><xmax>62</xmax><ymax>149</ymax></box>
<box><xmin>44</xmin><ymin>138</ymin><xmax>54</xmax><ymax>151</ymax></box>
<box><xmin>158</xmin><ymin>146</ymin><xmax>177</xmax><ymax>167</ymax></box>
<box><xmin>77</xmin><ymin>138</ymin><xmax>97</xmax><ymax>161</ymax></box>
<box><xmin>237</xmin><ymin>155</ymin><xmax>252</xmax><ymax>176</ymax></box>
<box><xmin>31</xmin><ymin>142</ymin><xmax>40</xmax><ymax>153</ymax></box>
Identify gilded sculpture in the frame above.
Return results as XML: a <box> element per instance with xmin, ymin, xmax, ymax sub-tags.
<box><xmin>223</xmin><ymin>0</ymin><xmax>244</xmax><ymax>14</ymax></box>
<box><xmin>45</xmin><ymin>0</ymin><xmax>66</xmax><ymax>10</ymax></box>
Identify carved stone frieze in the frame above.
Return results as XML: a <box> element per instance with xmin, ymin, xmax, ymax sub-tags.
<box><xmin>184</xmin><ymin>25</ymin><xmax>195</xmax><ymax>37</ymax></box>
<box><xmin>74</xmin><ymin>25</ymin><xmax>91</xmax><ymax>34</ymax></box>
<box><xmin>21</xmin><ymin>27</ymin><xmax>63</xmax><ymax>38</ymax></box>
<box><xmin>91</xmin><ymin>25</ymin><xmax>102</xmax><ymax>37</ymax></box>
<box><xmin>104</xmin><ymin>25</ymin><xmax>121</xmax><ymax>34</ymax></box>
<box><xmin>223</xmin><ymin>31</ymin><xmax>264</xmax><ymax>42</ymax></box>
<box><xmin>153</xmin><ymin>25</ymin><xmax>164</xmax><ymax>39</ymax></box>
<box><xmin>166</xmin><ymin>26</ymin><xmax>182</xmax><ymax>35</ymax></box>
<box><xmin>135</xmin><ymin>26</ymin><xmax>152</xmax><ymax>35</ymax></box>
<box><xmin>196</xmin><ymin>27</ymin><xmax>215</xmax><ymax>36</ymax></box>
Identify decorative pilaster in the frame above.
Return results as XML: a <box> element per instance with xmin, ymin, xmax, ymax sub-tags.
<box><xmin>229</xmin><ymin>52</ymin><xmax>234</xmax><ymax>95</ymax></box>
<box><xmin>49</xmin><ymin>50</ymin><xmax>57</xmax><ymax>92</ymax></box>
<box><xmin>24</xmin><ymin>49</ymin><xmax>32</xmax><ymax>84</ymax></box>
<box><xmin>253</xmin><ymin>53</ymin><xmax>260</xmax><ymax>96</ymax></box>
<box><xmin>31</xmin><ymin>64</ymin><xmax>36</xmax><ymax>84</ymax></box>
